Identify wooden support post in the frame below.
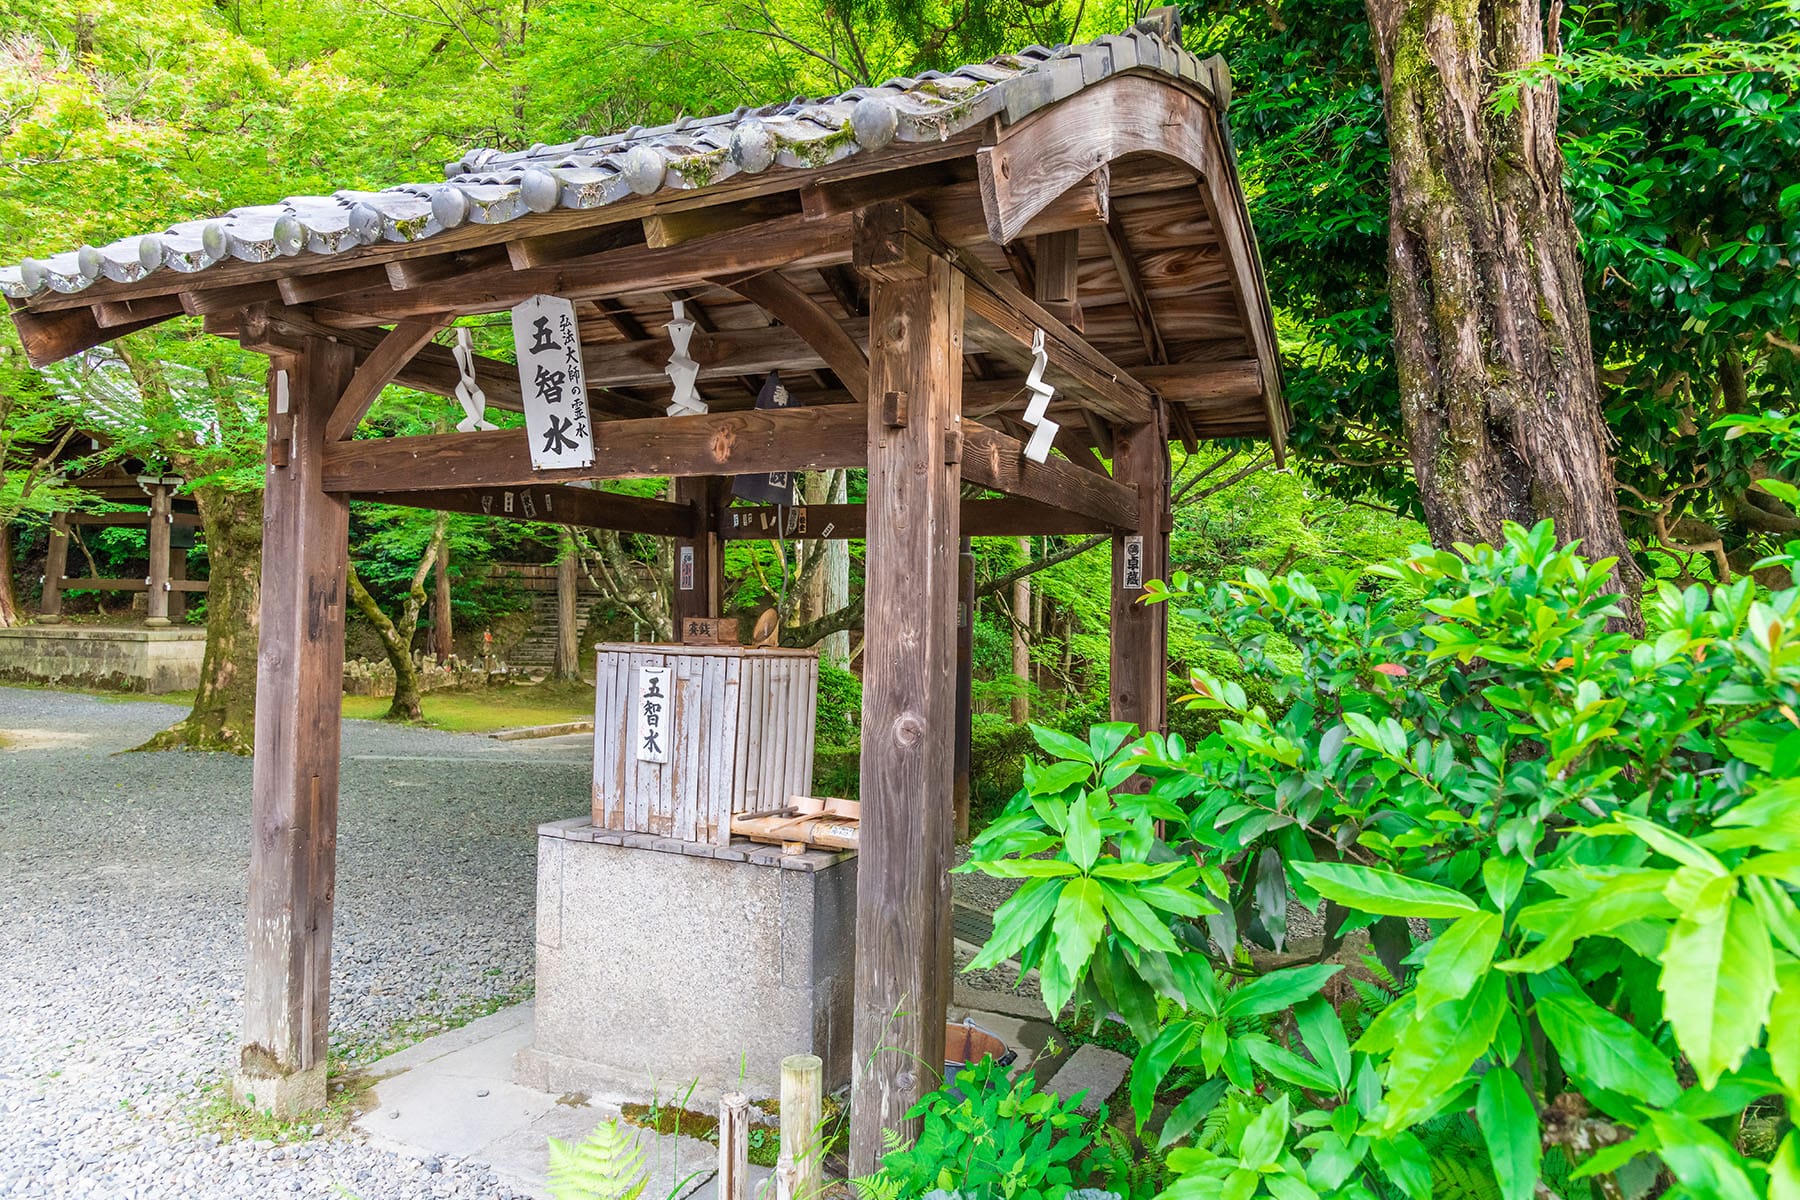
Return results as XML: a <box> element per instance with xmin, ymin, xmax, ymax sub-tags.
<box><xmin>1034</xmin><ymin>229</ymin><xmax>1083</xmax><ymax>331</ymax></box>
<box><xmin>673</xmin><ymin>477</ymin><xmax>724</xmax><ymax>640</ymax></box>
<box><xmin>778</xmin><ymin>1053</ymin><xmax>824</xmax><ymax>1200</ymax></box>
<box><xmin>1108</xmin><ymin>401</ymin><xmax>1171</xmax><ymax>733</ymax></box>
<box><xmin>718</xmin><ymin>1091</ymin><xmax>750</xmax><ymax>1200</ymax></box>
<box><xmin>955</xmin><ymin>543</ymin><xmax>974</xmax><ymax>844</ymax></box>
<box><xmin>849</xmin><ymin>204</ymin><xmax>963</xmax><ymax>1177</ymax></box>
<box><xmin>38</xmin><ymin>512</ymin><xmax>68</xmax><ymax>623</ymax></box>
<box><xmin>235</xmin><ymin>340</ymin><xmax>354</xmax><ymax>1117</ymax></box>
<box><xmin>169</xmin><ymin>544</ymin><xmax>189</xmax><ymax>623</ymax></box>
<box><xmin>145</xmin><ymin>485</ymin><xmax>173</xmax><ymax>628</ymax></box>
<box><xmin>555</xmin><ymin>529</ymin><xmax>580</xmax><ymax>681</ymax></box>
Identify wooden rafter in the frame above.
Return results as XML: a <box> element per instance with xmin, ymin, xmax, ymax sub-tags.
<box><xmin>352</xmin><ymin>485</ymin><xmax>698</xmax><ymax>538</ymax></box>
<box><xmin>722</xmin><ymin>271</ymin><xmax>870</xmax><ymax>405</ymax></box>
<box><xmin>324</xmin><ymin>315</ymin><xmax>452</xmax><ymax>441</ymax></box>
<box><xmin>961</xmin><ymin>419</ymin><xmax>1137</xmax><ymax>528</ymax></box>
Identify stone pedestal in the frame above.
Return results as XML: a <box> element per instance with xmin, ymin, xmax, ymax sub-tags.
<box><xmin>0</xmin><ymin>625</ymin><xmax>206</xmax><ymax>693</ymax></box>
<box><xmin>516</xmin><ymin>820</ymin><xmax>857</xmax><ymax>1101</ymax></box>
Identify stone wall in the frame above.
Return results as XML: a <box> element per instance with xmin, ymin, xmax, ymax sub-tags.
<box><xmin>0</xmin><ymin>626</ymin><xmax>206</xmax><ymax>693</ymax></box>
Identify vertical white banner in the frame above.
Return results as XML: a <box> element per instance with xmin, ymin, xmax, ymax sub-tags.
<box><xmin>678</xmin><ymin>545</ymin><xmax>695</xmax><ymax>591</ymax></box>
<box><xmin>635</xmin><ymin>665</ymin><xmax>672</xmax><ymax>764</ymax></box>
<box><xmin>1122</xmin><ymin>534</ymin><xmax>1145</xmax><ymax>590</ymax></box>
<box><xmin>511</xmin><ymin>294</ymin><xmax>594</xmax><ymax>471</ymax></box>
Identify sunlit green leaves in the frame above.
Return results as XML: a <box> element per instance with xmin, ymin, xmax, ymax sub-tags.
<box><xmin>1661</xmin><ymin>897</ymin><xmax>1779</xmax><ymax>1088</ymax></box>
<box><xmin>1291</xmin><ymin>862</ymin><xmax>1478</xmax><ymax>919</ymax></box>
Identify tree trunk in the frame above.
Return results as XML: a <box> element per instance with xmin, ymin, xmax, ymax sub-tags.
<box><xmin>1011</xmin><ymin>537</ymin><xmax>1031</xmax><ymax>723</ymax></box>
<box><xmin>1367</xmin><ymin>0</ymin><xmax>1644</xmax><ymax>629</ymax></box>
<box><xmin>432</xmin><ymin>545</ymin><xmax>454</xmax><ymax>663</ymax></box>
<box><xmin>346</xmin><ymin>516</ymin><xmax>445</xmax><ymax>722</ymax></box>
<box><xmin>0</xmin><ymin>521</ymin><xmax>18</xmax><ymax>628</ymax></box>
<box><xmin>554</xmin><ymin>528</ymin><xmax>580</xmax><ymax>682</ymax></box>
<box><xmin>134</xmin><ymin>485</ymin><xmax>263</xmax><ymax>753</ymax></box>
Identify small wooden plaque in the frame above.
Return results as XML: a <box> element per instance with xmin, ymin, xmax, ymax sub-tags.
<box><xmin>679</xmin><ymin>616</ymin><xmax>740</xmax><ymax>645</ymax></box>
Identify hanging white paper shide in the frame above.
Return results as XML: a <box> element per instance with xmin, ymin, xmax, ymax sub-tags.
<box><xmin>511</xmin><ymin>294</ymin><xmax>595</xmax><ymax>471</ymax></box>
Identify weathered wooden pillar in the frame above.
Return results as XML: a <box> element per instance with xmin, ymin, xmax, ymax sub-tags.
<box><xmin>849</xmin><ymin>204</ymin><xmax>964</xmax><ymax>1176</ymax></box>
<box><xmin>1109</xmin><ymin>401</ymin><xmax>1171</xmax><ymax>732</ymax></box>
<box><xmin>169</xmin><ymin>537</ymin><xmax>190</xmax><ymax>624</ymax></box>
<box><xmin>234</xmin><ymin>338</ymin><xmax>353</xmax><ymax>1116</ymax></box>
<box><xmin>555</xmin><ymin>528</ymin><xmax>580</xmax><ymax>680</ymax></box>
<box><xmin>953</xmin><ymin>541</ymin><xmax>975</xmax><ymax>844</ymax></box>
<box><xmin>673</xmin><ymin>476</ymin><xmax>724</xmax><ymax>639</ymax></box>
<box><xmin>145</xmin><ymin>485</ymin><xmax>173</xmax><ymax>628</ymax></box>
<box><xmin>38</xmin><ymin>512</ymin><xmax>68</xmax><ymax>623</ymax></box>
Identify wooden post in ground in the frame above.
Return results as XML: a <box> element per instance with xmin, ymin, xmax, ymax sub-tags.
<box><xmin>234</xmin><ymin>339</ymin><xmax>354</xmax><ymax>1117</ymax></box>
<box><xmin>954</xmin><ymin>542</ymin><xmax>974</xmax><ymax>844</ymax></box>
<box><xmin>673</xmin><ymin>477</ymin><xmax>723</xmax><ymax>640</ymax></box>
<box><xmin>1108</xmin><ymin>400</ymin><xmax>1170</xmax><ymax>733</ymax></box>
<box><xmin>555</xmin><ymin>528</ymin><xmax>580</xmax><ymax>680</ymax></box>
<box><xmin>848</xmin><ymin>203</ymin><xmax>964</xmax><ymax>1176</ymax></box>
<box><xmin>38</xmin><ymin>512</ymin><xmax>68</xmax><ymax>623</ymax></box>
<box><xmin>718</xmin><ymin>1091</ymin><xmax>750</xmax><ymax>1200</ymax></box>
<box><xmin>778</xmin><ymin>1053</ymin><xmax>824</xmax><ymax>1200</ymax></box>
<box><xmin>145</xmin><ymin>485</ymin><xmax>173</xmax><ymax>628</ymax></box>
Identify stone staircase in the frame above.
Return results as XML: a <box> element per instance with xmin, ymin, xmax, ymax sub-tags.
<box><xmin>489</xmin><ymin>562</ymin><xmax>606</xmax><ymax>669</ymax></box>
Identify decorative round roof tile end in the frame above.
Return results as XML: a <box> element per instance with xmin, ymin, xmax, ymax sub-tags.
<box><xmin>730</xmin><ymin>119</ymin><xmax>775</xmax><ymax>174</ymax></box>
<box><xmin>850</xmin><ymin>97</ymin><xmax>899</xmax><ymax>150</ymax></box>
<box><xmin>201</xmin><ymin>221</ymin><xmax>230</xmax><ymax>259</ymax></box>
<box><xmin>137</xmin><ymin>235</ymin><xmax>165</xmax><ymax>273</ymax></box>
<box><xmin>18</xmin><ymin>258</ymin><xmax>47</xmax><ymax>293</ymax></box>
<box><xmin>273</xmin><ymin>215</ymin><xmax>305</xmax><ymax>256</ymax></box>
<box><xmin>76</xmin><ymin>246</ymin><xmax>103</xmax><ymax>283</ymax></box>
<box><xmin>521</xmin><ymin>169</ymin><xmax>561</xmax><ymax>213</ymax></box>
<box><xmin>620</xmin><ymin>145</ymin><xmax>666</xmax><ymax>195</ymax></box>
<box><xmin>348</xmin><ymin>203</ymin><xmax>383</xmax><ymax>242</ymax></box>
<box><xmin>431</xmin><ymin>187</ymin><xmax>470</xmax><ymax>228</ymax></box>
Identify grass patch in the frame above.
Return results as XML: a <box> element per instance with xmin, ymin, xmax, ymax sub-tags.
<box><xmin>334</xmin><ymin>979</ymin><xmax>537</xmax><ymax>1066</ymax></box>
<box><xmin>189</xmin><ymin>1053</ymin><xmax>376</xmax><ymax>1145</ymax></box>
<box><xmin>342</xmin><ymin>682</ymin><xmax>593</xmax><ymax>734</ymax></box>
<box><xmin>621</xmin><ymin>1102</ymin><xmax>785</xmax><ymax>1168</ymax></box>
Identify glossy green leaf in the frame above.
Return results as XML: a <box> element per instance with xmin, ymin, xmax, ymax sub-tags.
<box><xmin>1381</xmin><ymin>972</ymin><xmax>1506</xmax><ymax>1129</ymax></box>
<box><xmin>1295</xmin><ymin>995</ymin><xmax>1352</xmax><ymax>1092</ymax></box>
<box><xmin>1475</xmin><ymin>1069</ymin><xmax>1540</xmax><ymax>1200</ymax></box>
<box><xmin>1771</xmin><ymin>1132</ymin><xmax>1800</xmax><ymax>1200</ymax></box>
<box><xmin>967</xmin><ymin>877</ymin><xmax>1065</xmax><ymax>970</ymax></box>
<box><xmin>1222</xmin><ymin>963</ymin><xmax>1343</xmax><ymax>1018</ymax></box>
<box><xmin>1646</xmin><ymin>1111</ymin><xmax>1759</xmax><ymax>1200</ymax></box>
<box><xmin>1050</xmin><ymin>877</ymin><xmax>1106</xmax><ymax>986</ymax></box>
<box><xmin>1237</xmin><ymin>1094</ymin><xmax>1291</xmax><ymax>1170</ymax></box>
<box><xmin>1031</xmin><ymin>725</ymin><xmax>1092</xmax><ymax>763</ymax></box>
<box><xmin>1661</xmin><ymin>896</ymin><xmax>1777</xmax><ymax>1088</ymax></box>
<box><xmin>1157</xmin><ymin>1077</ymin><xmax>1228</xmax><ymax>1149</ymax></box>
<box><xmin>1413</xmin><ymin>911</ymin><xmax>1502</xmax><ymax>1011</ymax></box>
<box><xmin>1065</xmin><ymin>789</ymin><xmax>1101</xmax><ymax>872</ymax></box>
<box><xmin>1291</xmin><ymin>861</ymin><xmax>1478</xmax><ymax>918</ymax></box>
<box><xmin>1370</xmin><ymin>1130</ymin><xmax>1432</xmax><ymax>1200</ymax></box>
<box><xmin>1533</xmin><ymin>985</ymin><xmax>1680</xmax><ymax>1105</ymax></box>
<box><xmin>1772</xmin><ymin>962</ymin><xmax>1800</xmax><ymax>1104</ymax></box>
<box><xmin>1099</xmin><ymin>881</ymin><xmax>1179</xmax><ymax>954</ymax></box>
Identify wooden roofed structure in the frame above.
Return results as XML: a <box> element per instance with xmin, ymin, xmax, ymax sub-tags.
<box><xmin>5</xmin><ymin>8</ymin><xmax>1285</xmax><ymax>1171</ymax></box>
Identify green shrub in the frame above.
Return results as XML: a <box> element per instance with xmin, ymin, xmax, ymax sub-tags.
<box><xmin>957</xmin><ymin>522</ymin><xmax>1800</xmax><ymax>1200</ymax></box>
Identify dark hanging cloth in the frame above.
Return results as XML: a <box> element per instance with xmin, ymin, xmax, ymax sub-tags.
<box><xmin>731</xmin><ymin>371</ymin><xmax>798</xmax><ymax>506</ymax></box>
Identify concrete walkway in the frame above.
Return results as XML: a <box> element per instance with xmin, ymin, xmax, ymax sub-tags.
<box><xmin>354</xmin><ymin>994</ymin><xmax>1071</xmax><ymax>1199</ymax></box>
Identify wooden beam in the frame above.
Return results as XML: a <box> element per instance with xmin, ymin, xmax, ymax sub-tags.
<box><xmin>722</xmin><ymin>272</ymin><xmax>870</xmax><ymax>405</ymax></box>
<box><xmin>145</xmin><ymin>484</ymin><xmax>173</xmax><ymax>627</ymax></box>
<box><xmin>580</xmin><ymin>321</ymin><xmax>868</xmax><ymax>389</ymax></box>
<box><xmin>1109</xmin><ymin>402</ymin><xmax>1171</xmax><ymax>733</ymax></box>
<box><xmin>1033</xmin><ymin>230</ymin><xmax>1083</xmax><ymax>332</ymax></box>
<box><xmin>351</xmin><ymin>485</ymin><xmax>698</xmax><ymax>538</ymax></box>
<box><xmin>12</xmin><ymin>304</ymin><xmax>168</xmax><ymax>368</ymax></box>
<box><xmin>96</xmin><ymin>294</ymin><xmax>186</xmax><ymax>329</ymax></box>
<box><xmin>276</xmin><ymin>265</ymin><xmax>393</xmax><ymax>306</ymax></box>
<box><xmin>672</xmin><ymin>477</ymin><xmax>726</xmax><ymax>639</ymax></box>
<box><xmin>719</xmin><ymin>497</ymin><xmax>1110</xmax><ymax>540</ymax></box>
<box><xmin>848</xmin><ymin>246</ymin><xmax>963</xmax><ymax>1178</ymax></box>
<box><xmin>961</xmin><ymin>419</ymin><xmax>1138</xmax><ymax>528</ymax></box>
<box><xmin>180</xmin><ymin>282</ymin><xmax>284</xmax><ymax>317</ymax></box>
<box><xmin>236</xmin><ymin>340</ymin><xmax>353</xmax><ymax>1117</ymax></box>
<box><xmin>1101</xmin><ymin>211</ymin><xmax>1167</xmax><ymax>365</ymax></box>
<box><xmin>956</xmin><ymin>249</ymin><xmax>1153</xmax><ymax>427</ymax></box>
<box><xmin>1137</xmin><ymin>360</ymin><xmax>1263</xmax><ymax>405</ymax></box>
<box><xmin>320</xmin><ymin>405</ymin><xmax>869</xmax><ymax>493</ymax></box>
<box><xmin>324</xmin><ymin>316</ymin><xmax>452</xmax><ymax>441</ymax></box>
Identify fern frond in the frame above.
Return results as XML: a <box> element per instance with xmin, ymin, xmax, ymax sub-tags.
<box><xmin>851</xmin><ymin>1170</ymin><xmax>903</xmax><ymax>1200</ymax></box>
<box><xmin>1427</xmin><ymin>1152</ymin><xmax>1501</xmax><ymax>1200</ymax></box>
<box><xmin>547</xmin><ymin>1119</ymin><xmax>649</xmax><ymax>1200</ymax></box>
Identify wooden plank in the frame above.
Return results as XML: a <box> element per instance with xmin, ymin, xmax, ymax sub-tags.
<box><xmin>64</xmin><ymin>511</ymin><xmax>204</xmax><ymax>528</ymax></box>
<box><xmin>324</xmin><ymin>315</ymin><xmax>452</xmax><ymax>441</ymax></box>
<box><xmin>57</xmin><ymin>577</ymin><xmax>151</xmax><ymax>591</ymax></box>
<box><xmin>1101</xmin><ymin>210</ymin><xmax>1167</xmax><ymax>365</ymax></box>
<box><xmin>276</xmin><ymin>265</ymin><xmax>392</xmax><ymax>306</ymax></box>
<box><xmin>722</xmin><ymin>272</ymin><xmax>870</xmax><ymax>405</ymax></box>
<box><xmin>351</xmin><ymin>485</ymin><xmax>698</xmax><ymax>538</ymax></box>
<box><xmin>1033</xmin><ymin>230</ymin><xmax>1083</xmax><ymax>332</ymax></box>
<box><xmin>38</xmin><ymin>513</ymin><xmax>68</xmax><ymax>621</ymax></box>
<box><xmin>1109</xmin><ymin>402</ymin><xmax>1171</xmax><ymax>734</ymax></box>
<box><xmin>320</xmin><ymin>405</ymin><xmax>869</xmax><ymax>493</ymax></box>
<box><xmin>12</xmin><ymin>304</ymin><xmax>168</xmax><ymax>368</ymax></box>
<box><xmin>145</xmin><ymin>485</ymin><xmax>173</xmax><ymax>626</ymax></box>
<box><xmin>96</xmin><ymin>294</ymin><xmax>186</xmax><ymax>329</ymax></box>
<box><xmin>237</xmin><ymin>337</ymin><xmax>354</xmax><ymax>1115</ymax></box>
<box><xmin>848</xmin><ymin>245</ymin><xmax>962</xmax><ymax>1177</ymax></box>
<box><xmin>179</xmin><ymin>282</ymin><xmax>284</xmax><ymax>316</ymax></box>
<box><xmin>718</xmin><ymin>497</ymin><xmax>1111</xmax><ymax>540</ymax></box>
<box><xmin>960</xmin><ymin>420</ymin><xmax>1137</xmax><ymax>529</ymax></box>
<box><xmin>672</xmin><ymin>477</ymin><xmax>723</xmax><ymax>635</ymax></box>
<box><xmin>674</xmin><ymin>654</ymin><xmax>701</xmax><ymax>841</ymax></box>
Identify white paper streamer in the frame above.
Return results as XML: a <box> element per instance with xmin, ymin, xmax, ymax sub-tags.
<box><xmin>452</xmin><ymin>328</ymin><xmax>497</xmax><ymax>432</ymax></box>
<box><xmin>664</xmin><ymin>300</ymin><xmax>707</xmax><ymax>416</ymax></box>
<box><xmin>1021</xmin><ymin>327</ymin><xmax>1059</xmax><ymax>463</ymax></box>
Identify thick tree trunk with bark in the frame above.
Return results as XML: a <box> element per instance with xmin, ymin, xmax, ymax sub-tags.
<box><xmin>135</xmin><ymin>485</ymin><xmax>263</xmax><ymax>752</ymax></box>
<box><xmin>1367</xmin><ymin>0</ymin><xmax>1644</xmax><ymax>628</ymax></box>
<box><xmin>347</xmin><ymin>516</ymin><xmax>445</xmax><ymax>722</ymax></box>
<box><xmin>0</xmin><ymin>522</ymin><xmax>17</xmax><ymax>627</ymax></box>
<box><xmin>432</xmin><ymin>548</ymin><xmax>454</xmax><ymax>663</ymax></box>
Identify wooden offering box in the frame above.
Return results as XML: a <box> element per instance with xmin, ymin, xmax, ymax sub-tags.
<box><xmin>593</xmin><ymin>643</ymin><xmax>819</xmax><ymax>845</ymax></box>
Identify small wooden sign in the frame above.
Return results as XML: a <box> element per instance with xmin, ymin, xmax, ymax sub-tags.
<box><xmin>1122</xmin><ymin>534</ymin><xmax>1145</xmax><ymax>590</ymax></box>
<box><xmin>635</xmin><ymin>665</ymin><xmax>672</xmax><ymax>763</ymax></box>
<box><xmin>680</xmin><ymin>616</ymin><xmax>739</xmax><ymax>645</ymax></box>
<box><xmin>512</xmin><ymin>294</ymin><xmax>594</xmax><ymax>471</ymax></box>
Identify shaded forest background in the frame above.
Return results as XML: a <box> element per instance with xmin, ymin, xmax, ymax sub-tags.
<box><xmin>0</xmin><ymin>0</ymin><xmax>1794</xmax><ymax>798</ymax></box>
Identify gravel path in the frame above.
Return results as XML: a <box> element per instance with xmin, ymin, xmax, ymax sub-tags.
<box><xmin>0</xmin><ymin>686</ymin><xmax>594</xmax><ymax>1199</ymax></box>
